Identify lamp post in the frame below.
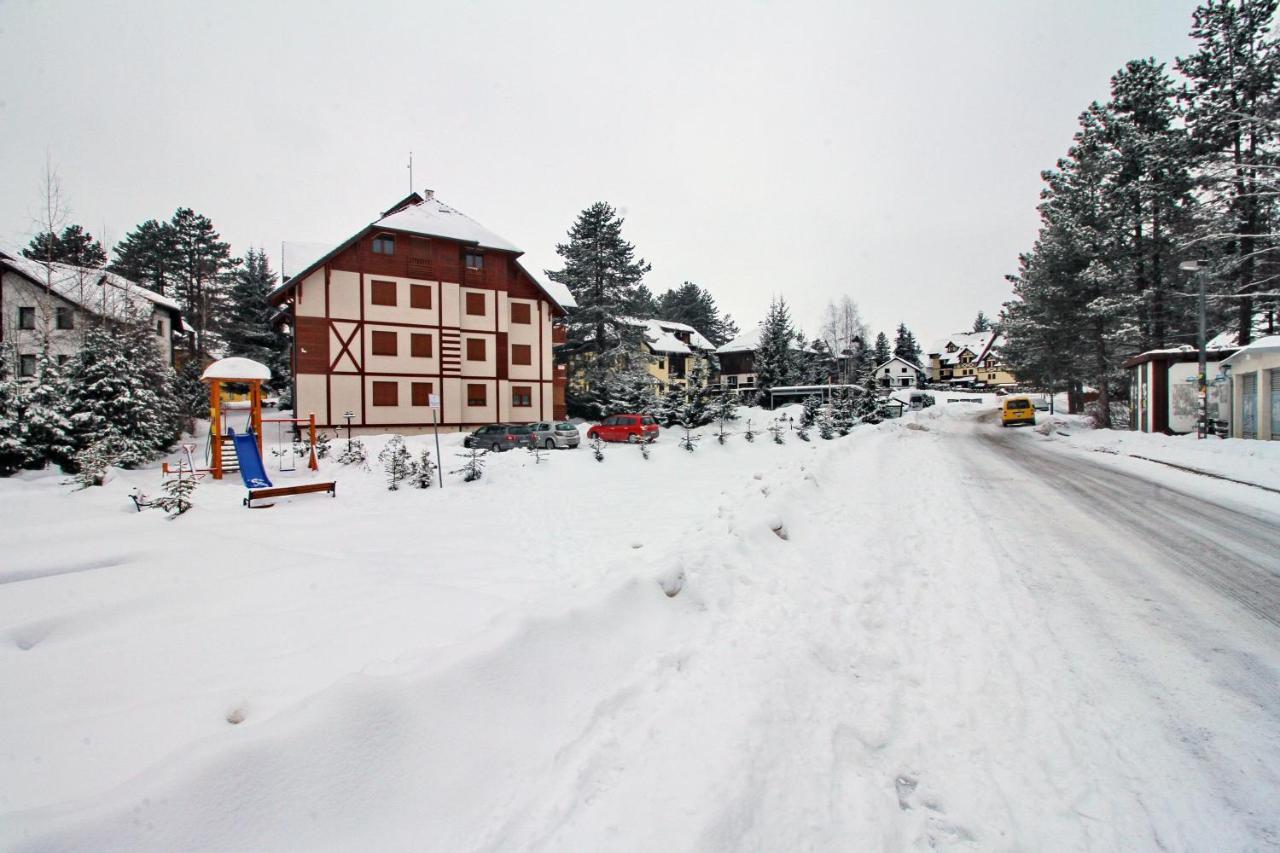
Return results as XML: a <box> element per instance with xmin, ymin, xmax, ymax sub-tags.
<box><xmin>343</xmin><ymin>410</ymin><xmax>355</xmax><ymax>448</ymax></box>
<box><xmin>1179</xmin><ymin>259</ymin><xmax>1209</xmax><ymax>439</ymax></box>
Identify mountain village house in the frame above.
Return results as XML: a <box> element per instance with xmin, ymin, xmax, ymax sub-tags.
<box><xmin>269</xmin><ymin>192</ymin><xmax>568</xmax><ymax>433</ymax></box>
<box><xmin>925</xmin><ymin>331</ymin><xmax>1016</xmax><ymax>388</ymax></box>
<box><xmin>632</xmin><ymin>318</ymin><xmax>716</xmax><ymax>392</ymax></box>
<box><xmin>1</xmin><ymin>249</ymin><xmax>185</xmax><ymax>374</ymax></box>
<box><xmin>874</xmin><ymin>356</ymin><xmax>925</xmax><ymax>388</ymax></box>
<box><xmin>1221</xmin><ymin>335</ymin><xmax>1280</xmax><ymax>440</ymax></box>
<box><xmin>715</xmin><ymin>325</ymin><xmax>764</xmax><ymax>393</ymax></box>
<box><xmin>1123</xmin><ymin>345</ymin><xmax>1238</xmax><ymax>435</ymax></box>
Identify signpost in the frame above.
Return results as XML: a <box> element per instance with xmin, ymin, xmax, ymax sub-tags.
<box><xmin>429</xmin><ymin>394</ymin><xmax>443</xmax><ymax>488</ymax></box>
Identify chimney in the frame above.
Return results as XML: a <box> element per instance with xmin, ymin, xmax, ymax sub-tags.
<box><xmin>423</xmin><ymin>188</ymin><xmax>434</xmax><ymax>200</ymax></box>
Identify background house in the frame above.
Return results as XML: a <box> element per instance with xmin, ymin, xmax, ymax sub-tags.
<box><xmin>715</xmin><ymin>324</ymin><xmax>763</xmax><ymax>392</ymax></box>
<box><xmin>632</xmin><ymin>318</ymin><xmax>716</xmax><ymax>392</ymax></box>
<box><xmin>874</xmin><ymin>356</ymin><xmax>924</xmax><ymax>388</ymax></box>
<box><xmin>926</xmin><ymin>331</ymin><xmax>1016</xmax><ymax>387</ymax></box>
<box><xmin>0</xmin><ymin>249</ymin><xmax>184</xmax><ymax>374</ymax></box>
<box><xmin>1123</xmin><ymin>346</ymin><xmax>1237</xmax><ymax>435</ymax></box>
<box><xmin>269</xmin><ymin>191</ymin><xmax>568</xmax><ymax>433</ymax></box>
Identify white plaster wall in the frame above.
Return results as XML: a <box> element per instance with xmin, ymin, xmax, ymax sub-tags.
<box><xmin>328</xmin><ymin>270</ymin><xmax>361</xmax><ymax>321</ymax></box>
<box><xmin>362</xmin><ymin>325</ymin><xmax>440</xmax><ymax>376</ymax></box>
<box><xmin>295</xmin><ymin>269</ymin><xmax>326</xmax><ymax>317</ymax></box>
<box><xmin>295</xmin><ymin>373</ymin><xmax>328</xmax><ymax>424</ymax></box>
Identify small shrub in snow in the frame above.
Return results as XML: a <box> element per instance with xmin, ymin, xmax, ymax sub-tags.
<box><xmin>315</xmin><ymin>432</ymin><xmax>332</xmax><ymax>460</ymax></box>
<box><xmin>712</xmin><ymin>390</ymin><xmax>740</xmax><ymax>423</ymax></box>
<box><xmin>800</xmin><ymin>395</ymin><xmax>821</xmax><ymax>431</ymax></box>
<box><xmin>590</xmin><ymin>435</ymin><xmax>605</xmax><ymax>462</ymax></box>
<box><xmin>817</xmin><ymin>407</ymin><xmax>835</xmax><ymax>439</ymax></box>
<box><xmin>412</xmin><ymin>448</ymin><xmax>438</xmax><ymax>488</ymax></box>
<box><xmin>831</xmin><ymin>388</ymin><xmax>855</xmax><ymax>435</ymax></box>
<box><xmin>70</xmin><ymin>437</ymin><xmax>121</xmax><ymax>488</ymax></box>
<box><xmin>451</xmin><ymin>447</ymin><xmax>488</xmax><ymax>482</ymax></box>
<box><xmin>337</xmin><ymin>438</ymin><xmax>368</xmax><ymax>468</ymax></box>
<box><xmin>769</xmin><ymin>419</ymin><xmax>786</xmax><ymax>444</ymax></box>
<box><xmin>379</xmin><ymin>435</ymin><xmax>415</xmax><ymax>490</ymax></box>
<box><xmin>679</xmin><ymin>425</ymin><xmax>700</xmax><ymax>452</ymax></box>
<box><xmin>637</xmin><ymin>434</ymin><xmax>653</xmax><ymax>460</ymax></box>
<box><xmin>743</xmin><ymin>419</ymin><xmax>755</xmax><ymax>442</ymax></box>
<box><xmin>152</xmin><ymin>469</ymin><xmax>196</xmax><ymax>516</ymax></box>
<box><xmin>527</xmin><ymin>442</ymin><xmax>546</xmax><ymax>464</ymax></box>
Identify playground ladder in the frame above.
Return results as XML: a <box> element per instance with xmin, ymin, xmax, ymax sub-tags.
<box><xmin>218</xmin><ymin>435</ymin><xmax>241</xmax><ymax>473</ymax></box>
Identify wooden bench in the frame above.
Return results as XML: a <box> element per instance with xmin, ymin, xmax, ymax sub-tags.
<box><xmin>244</xmin><ymin>481</ymin><xmax>337</xmax><ymax>508</ymax></box>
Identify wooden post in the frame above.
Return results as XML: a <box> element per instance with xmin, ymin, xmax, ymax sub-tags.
<box><xmin>210</xmin><ymin>378</ymin><xmax>223</xmax><ymax>480</ymax></box>
<box><xmin>307</xmin><ymin>413</ymin><xmax>319</xmax><ymax>471</ymax></box>
<box><xmin>250</xmin><ymin>381</ymin><xmax>264</xmax><ymax>454</ymax></box>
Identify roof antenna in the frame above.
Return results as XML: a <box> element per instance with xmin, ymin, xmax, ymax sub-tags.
<box><xmin>407</xmin><ymin>150</ymin><xmax>413</xmax><ymax>194</ymax></box>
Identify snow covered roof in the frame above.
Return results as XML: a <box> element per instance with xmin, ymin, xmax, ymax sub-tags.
<box><xmin>927</xmin><ymin>331</ymin><xmax>1002</xmax><ymax>366</ymax></box>
<box><xmin>271</xmin><ymin>193</ymin><xmax>570</xmax><ymax>314</ymax></box>
<box><xmin>717</xmin><ymin>324</ymin><xmax>763</xmax><ymax>354</ymax></box>
<box><xmin>0</xmin><ymin>250</ymin><xmax>182</xmax><ymax>321</ymax></box>
<box><xmin>202</xmin><ymin>357</ymin><xmax>271</xmax><ymax>381</ymax></box>
<box><xmin>874</xmin><ymin>356</ymin><xmax>924</xmax><ymax>372</ymax></box>
<box><xmin>1221</xmin><ymin>334</ymin><xmax>1280</xmax><ymax>367</ymax></box>
<box><xmin>626</xmin><ymin>317</ymin><xmax>715</xmax><ymax>353</ymax></box>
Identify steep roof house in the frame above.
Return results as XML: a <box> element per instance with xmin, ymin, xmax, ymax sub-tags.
<box><xmin>1</xmin><ymin>249</ymin><xmax>185</xmax><ymax>375</ymax></box>
<box><xmin>268</xmin><ymin>191</ymin><xmax>569</xmax><ymax>432</ymax></box>
<box><xmin>926</xmin><ymin>331</ymin><xmax>1015</xmax><ymax>387</ymax></box>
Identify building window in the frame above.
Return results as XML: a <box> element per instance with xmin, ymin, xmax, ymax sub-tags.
<box><xmin>411</xmin><ymin>333</ymin><xmax>433</xmax><ymax>358</ymax></box>
<box><xmin>510</xmin><ymin>302</ymin><xmax>531</xmax><ymax>324</ymax></box>
<box><xmin>156</xmin><ymin>319</ymin><xmax>164</xmax><ymax>335</ymax></box>
<box><xmin>18</xmin><ymin>307</ymin><xmax>35</xmax><ymax>330</ymax></box>
<box><xmin>465</xmin><ymin>292</ymin><xmax>486</xmax><ymax>316</ymax></box>
<box><xmin>511</xmin><ymin>343</ymin><xmax>532</xmax><ymax>365</ymax></box>
<box><xmin>371</xmin><ymin>330</ymin><xmax>398</xmax><ymax>356</ymax></box>
<box><xmin>465</xmin><ymin>252</ymin><xmax>484</xmax><ymax>271</ymax></box>
<box><xmin>656</xmin><ymin>358</ymin><xmax>666</xmax><ymax>370</ymax></box>
<box><xmin>371</xmin><ymin>280</ymin><xmax>397</xmax><ymax>306</ymax></box>
<box><xmin>55</xmin><ymin>307</ymin><xmax>74</xmax><ymax>330</ymax></box>
<box><xmin>512</xmin><ymin>386</ymin><xmax>532</xmax><ymax>407</ymax></box>
<box><xmin>372</xmin><ymin>381</ymin><xmax>398</xmax><ymax>406</ymax></box>
<box><xmin>467</xmin><ymin>383</ymin><xmax>487</xmax><ymax>406</ymax></box>
<box><xmin>410</xmin><ymin>284</ymin><xmax>432</xmax><ymax>309</ymax></box>
<box><xmin>466</xmin><ymin>337</ymin><xmax>486</xmax><ymax>361</ymax></box>
<box><xmin>19</xmin><ymin>354</ymin><xmax>36</xmax><ymax>377</ymax></box>
<box><xmin>727</xmin><ymin>375</ymin><xmax>738</xmax><ymax>387</ymax></box>
<box><xmin>411</xmin><ymin>381</ymin><xmax>434</xmax><ymax>406</ymax></box>
<box><xmin>372</xmin><ymin>234</ymin><xmax>395</xmax><ymax>255</ymax></box>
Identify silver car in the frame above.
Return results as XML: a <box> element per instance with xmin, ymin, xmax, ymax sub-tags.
<box><xmin>464</xmin><ymin>423</ymin><xmax>533</xmax><ymax>451</ymax></box>
<box><xmin>527</xmin><ymin>421</ymin><xmax>581</xmax><ymax>449</ymax></box>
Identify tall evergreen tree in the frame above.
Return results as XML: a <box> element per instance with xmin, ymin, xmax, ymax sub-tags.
<box><xmin>1177</xmin><ymin>0</ymin><xmax>1280</xmax><ymax>345</ymax></box>
<box><xmin>23</xmin><ymin>225</ymin><xmax>107</xmax><ymax>268</ymax></box>
<box><xmin>892</xmin><ymin>323</ymin><xmax>922</xmax><ymax>364</ymax></box>
<box><xmin>169</xmin><ymin>208</ymin><xmax>239</xmax><ymax>359</ymax></box>
<box><xmin>655</xmin><ymin>281</ymin><xmax>739</xmax><ymax>346</ymax></box>
<box><xmin>224</xmin><ymin>248</ymin><xmax>291</xmax><ymax>393</ymax></box>
<box><xmin>110</xmin><ymin>219</ymin><xmax>178</xmax><ymax>295</ymax></box>
<box><xmin>753</xmin><ymin>297</ymin><xmax>799</xmax><ymax>400</ymax></box>
<box><xmin>972</xmin><ymin>311</ymin><xmax>993</xmax><ymax>333</ymax></box>
<box><xmin>872</xmin><ymin>332</ymin><xmax>892</xmax><ymax>366</ymax></box>
<box><xmin>20</xmin><ymin>350</ymin><xmax>75</xmax><ymax>470</ymax></box>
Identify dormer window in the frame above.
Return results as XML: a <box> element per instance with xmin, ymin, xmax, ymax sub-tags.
<box><xmin>465</xmin><ymin>252</ymin><xmax>484</xmax><ymax>270</ymax></box>
<box><xmin>372</xmin><ymin>234</ymin><xmax>395</xmax><ymax>255</ymax></box>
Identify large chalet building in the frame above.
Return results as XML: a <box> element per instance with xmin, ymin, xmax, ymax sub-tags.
<box><xmin>270</xmin><ymin>191</ymin><xmax>568</xmax><ymax>433</ymax></box>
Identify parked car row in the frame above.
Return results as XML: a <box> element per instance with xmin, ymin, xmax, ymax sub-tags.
<box><xmin>463</xmin><ymin>421</ymin><xmax>582</xmax><ymax>451</ymax></box>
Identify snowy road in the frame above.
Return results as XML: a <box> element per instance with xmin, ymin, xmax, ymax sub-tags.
<box><xmin>5</xmin><ymin>407</ymin><xmax>1279</xmax><ymax>851</ymax></box>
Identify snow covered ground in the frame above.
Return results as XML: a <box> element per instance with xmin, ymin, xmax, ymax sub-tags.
<box><xmin>2</xmin><ymin>403</ymin><xmax>1278</xmax><ymax>851</ymax></box>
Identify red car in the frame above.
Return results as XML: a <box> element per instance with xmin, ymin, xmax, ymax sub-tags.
<box><xmin>587</xmin><ymin>414</ymin><xmax>660</xmax><ymax>443</ymax></box>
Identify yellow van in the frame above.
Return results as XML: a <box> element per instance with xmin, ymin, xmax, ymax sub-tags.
<box><xmin>1001</xmin><ymin>396</ymin><xmax>1036</xmax><ymax>427</ymax></box>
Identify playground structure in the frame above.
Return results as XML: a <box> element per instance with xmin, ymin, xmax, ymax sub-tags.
<box><xmin>163</xmin><ymin>357</ymin><xmax>336</xmax><ymax>507</ymax></box>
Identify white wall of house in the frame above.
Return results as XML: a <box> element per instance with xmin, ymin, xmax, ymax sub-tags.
<box><xmin>1228</xmin><ymin>352</ymin><xmax>1280</xmax><ymax>440</ymax></box>
<box><xmin>1167</xmin><ymin>360</ymin><xmax>1227</xmax><ymax>434</ymax></box>
<box><xmin>874</xmin><ymin>358</ymin><xmax>921</xmax><ymax>388</ymax></box>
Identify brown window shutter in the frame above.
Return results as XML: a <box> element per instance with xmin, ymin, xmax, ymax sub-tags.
<box><xmin>466</xmin><ymin>383</ymin><xmax>487</xmax><ymax>406</ymax></box>
<box><xmin>411</xmin><ymin>333</ymin><xmax>433</xmax><ymax>358</ymax></box>
<box><xmin>411</xmin><ymin>381</ymin><xmax>434</xmax><ymax>406</ymax></box>
<box><xmin>510</xmin><ymin>302</ymin><xmax>531</xmax><ymax>324</ymax></box>
<box><xmin>371</xmin><ymin>280</ymin><xmax>397</xmax><ymax>306</ymax></box>
<box><xmin>410</xmin><ymin>284</ymin><xmax>432</xmax><ymax>309</ymax></box>
<box><xmin>511</xmin><ymin>344</ymin><xmax>532</xmax><ymax>365</ymax></box>
<box><xmin>372</xmin><ymin>381</ymin><xmax>399</xmax><ymax>406</ymax></box>
<box><xmin>465</xmin><ymin>292</ymin><xmax>486</xmax><ymax>316</ymax></box>
<box><xmin>466</xmin><ymin>337</ymin><xmax>486</xmax><ymax>361</ymax></box>
<box><xmin>371</xmin><ymin>330</ymin><xmax>398</xmax><ymax>356</ymax></box>
<box><xmin>512</xmin><ymin>386</ymin><xmax>532</xmax><ymax>407</ymax></box>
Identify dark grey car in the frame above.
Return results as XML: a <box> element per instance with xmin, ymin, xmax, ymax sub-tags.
<box><xmin>527</xmin><ymin>421</ymin><xmax>581</xmax><ymax>449</ymax></box>
<box><xmin>463</xmin><ymin>423</ymin><xmax>533</xmax><ymax>451</ymax></box>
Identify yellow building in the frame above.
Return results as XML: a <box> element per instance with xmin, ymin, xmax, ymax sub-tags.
<box><xmin>926</xmin><ymin>331</ymin><xmax>1017</xmax><ymax>388</ymax></box>
<box><xmin>632</xmin><ymin>318</ymin><xmax>717</xmax><ymax>392</ymax></box>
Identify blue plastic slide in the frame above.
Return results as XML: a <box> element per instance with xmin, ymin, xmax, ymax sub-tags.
<box><xmin>231</xmin><ymin>431</ymin><xmax>274</xmax><ymax>490</ymax></box>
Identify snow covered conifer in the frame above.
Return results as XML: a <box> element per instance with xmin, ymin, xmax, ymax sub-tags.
<box><xmin>452</xmin><ymin>447</ymin><xmax>488</xmax><ymax>481</ymax></box>
<box><xmin>152</xmin><ymin>469</ymin><xmax>196</xmax><ymax>516</ymax></box>
<box><xmin>71</xmin><ymin>437</ymin><xmax>122</xmax><ymax>488</ymax></box>
<box><xmin>20</xmin><ymin>350</ymin><xmax>75</xmax><ymax>470</ymax></box>
<box><xmin>769</xmin><ymin>418</ymin><xmax>785</xmax><ymax>444</ymax></box>
<box><xmin>337</xmin><ymin>438</ymin><xmax>368</xmax><ymax>468</ymax></box>
<box><xmin>873</xmin><ymin>332</ymin><xmax>892</xmax><ymax>366</ymax></box>
<box><xmin>379</xmin><ymin>435</ymin><xmax>415</xmax><ymax>490</ymax></box>
<box><xmin>892</xmin><ymin>323</ymin><xmax>923</xmax><ymax>365</ymax></box>
<box><xmin>0</xmin><ymin>360</ymin><xmax>30</xmax><ymax>476</ymax></box>
<box><xmin>653</xmin><ymin>386</ymin><xmax>684</xmax><ymax>427</ymax></box>
<box><xmin>743</xmin><ymin>418</ymin><xmax>755</xmax><ymax>442</ymax></box>
<box><xmin>712</xmin><ymin>389</ymin><xmax>739</xmax><ymax>423</ymax></box>
<box><xmin>679</xmin><ymin>424</ymin><xmax>700</xmax><ymax>452</ymax></box>
<box><xmin>831</xmin><ymin>387</ymin><xmax>855</xmax><ymax>435</ymax></box>
<box><xmin>754</xmin><ymin>297</ymin><xmax>799</xmax><ymax>398</ymax></box>
<box><xmin>817</xmin><ymin>406</ymin><xmax>835</xmax><ymax>439</ymax></box>
<box><xmin>412</xmin><ymin>448</ymin><xmax>438</xmax><ymax>488</ymax></box>
<box><xmin>800</xmin><ymin>395</ymin><xmax>821</xmax><ymax>430</ymax></box>
<box><xmin>590</xmin><ymin>434</ymin><xmax>605</xmax><ymax>461</ymax></box>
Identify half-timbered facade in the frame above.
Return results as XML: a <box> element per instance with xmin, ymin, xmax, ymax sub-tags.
<box><xmin>270</xmin><ymin>191</ymin><xmax>567</xmax><ymax>433</ymax></box>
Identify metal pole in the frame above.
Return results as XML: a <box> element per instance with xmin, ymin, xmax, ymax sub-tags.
<box><xmin>433</xmin><ymin>407</ymin><xmax>444</xmax><ymax>489</ymax></box>
<box><xmin>1198</xmin><ymin>267</ymin><xmax>1207</xmax><ymax>440</ymax></box>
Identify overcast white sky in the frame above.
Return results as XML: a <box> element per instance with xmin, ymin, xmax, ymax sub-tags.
<box><xmin>1</xmin><ymin>0</ymin><xmax>1203</xmax><ymax>347</ymax></box>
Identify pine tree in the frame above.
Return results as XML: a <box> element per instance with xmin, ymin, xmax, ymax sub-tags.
<box><xmin>628</xmin><ymin>283</ymin><xmax>660</xmax><ymax>318</ymax></box>
<box><xmin>892</xmin><ymin>323</ymin><xmax>923</xmax><ymax>365</ymax></box>
<box><xmin>800</xmin><ymin>395</ymin><xmax>821</xmax><ymax>430</ymax></box>
<box><xmin>655</xmin><ymin>282</ymin><xmax>739</xmax><ymax>346</ymax></box>
<box><xmin>110</xmin><ymin>219</ymin><xmax>177</xmax><ymax>296</ymax></box>
<box><xmin>679</xmin><ymin>424</ymin><xmax>700</xmax><ymax>452</ymax></box>
<box><xmin>831</xmin><ymin>387</ymin><xmax>856</xmax><ymax>435</ymax></box>
<box><xmin>413</xmin><ymin>448</ymin><xmax>438</xmax><ymax>487</ymax></box>
<box><xmin>337</xmin><ymin>438</ymin><xmax>368</xmax><ymax>468</ymax></box>
<box><xmin>379</xmin><ymin>435</ymin><xmax>415</xmax><ymax>490</ymax></box>
<box><xmin>652</xmin><ymin>386</ymin><xmax>684</xmax><ymax>427</ymax></box>
<box><xmin>224</xmin><ymin>248</ymin><xmax>291</xmax><ymax>394</ymax></box>
<box><xmin>769</xmin><ymin>417</ymin><xmax>786</xmax><ymax>444</ymax></box>
<box><xmin>590</xmin><ymin>435</ymin><xmax>605</xmax><ymax>461</ymax></box>
<box><xmin>0</xmin><ymin>353</ymin><xmax>29</xmax><ymax>476</ymax></box>
<box><xmin>816</xmin><ymin>405</ymin><xmax>835</xmax><ymax>439</ymax></box>
<box><xmin>21</xmin><ymin>350</ymin><xmax>75</xmax><ymax>470</ymax></box>
<box><xmin>872</xmin><ymin>332</ymin><xmax>892</xmax><ymax>366</ymax></box>
<box><xmin>24</xmin><ymin>225</ymin><xmax>107</xmax><ymax>268</ymax></box>
<box><xmin>64</xmin><ymin>325</ymin><xmax>179</xmax><ymax>468</ymax></box>
<box><xmin>712</xmin><ymin>388</ymin><xmax>740</xmax><ymax>422</ymax></box>
<box><xmin>153</xmin><ymin>468</ymin><xmax>196</xmax><ymax>515</ymax></box>
<box><xmin>452</xmin><ymin>447</ymin><xmax>488</xmax><ymax>481</ymax></box>
<box><xmin>550</xmin><ymin>202</ymin><xmax>651</xmax><ymax>416</ymax></box>
<box><xmin>677</xmin><ymin>361</ymin><xmax>712</xmax><ymax>427</ymax></box>
<box><xmin>972</xmin><ymin>311</ymin><xmax>993</xmax><ymax>333</ymax></box>
<box><xmin>169</xmin><ymin>208</ymin><xmax>240</xmax><ymax>358</ymax></box>
<box><xmin>70</xmin><ymin>437</ymin><xmax>121</xmax><ymax>488</ymax></box>
<box><xmin>754</xmin><ymin>297</ymin><xmax>799</xmax><ymax>399</ymax></box>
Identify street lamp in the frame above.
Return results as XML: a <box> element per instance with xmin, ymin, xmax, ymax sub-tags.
<box><xmin>1179</xmin><ymin>259</ymin><xmax>1209</xmax><ymax>439</ymax></box>
<box><xmin>343</xmin><ymin>410</ymin><xmax>355</xmax><ymax>448</ymax></box>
